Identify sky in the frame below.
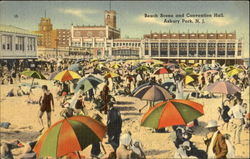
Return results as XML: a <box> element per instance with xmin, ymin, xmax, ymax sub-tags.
<box><xmin>0</xmin><ymin>1</ymin><xmax>249</xmax><ymax>57</ymax></box>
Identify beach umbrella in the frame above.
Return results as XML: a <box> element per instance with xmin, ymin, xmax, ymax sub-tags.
<box><xmin>20</xmin><ymin>70</ymin><xmax>46</xmax><ymax>92</ymax></box>
<box><xmin>33</xmin><ymin>116</ymin><xmax>106</xmax><ymax>158</ymax></box>
<box><xmin>206</xmin><ymin>81</ymin><xmax>241</xmax><ymax>103</ymax></box>
<box><xmin>112</xmin><ymin>63</ymin><xmax>121</xmax><ymax>69</ymax></box>
<box><xmin>136</xmin><ymin>65</ymin><xmax>150</xmax><ymax>72</ymax></box>
<box><xmin>141</xmin><ymin>99</ymin><xmax>204</xmax><ymax>129</ymax></box>
<box><xmin>132</xmin><ymin>82</ymin><xmax>151</xmax><ymax>94</ymax></box>
<box><xmin>133</xmin><ymin>84</ymin><xmax>172</xmax><ymax>102</ymax></box>
<box><xmin>75</xmin><ymin>76</ymin><xmax>103</xmax><ymax>93</ymax></box>
<box><xmin>104</xmin><ymin>72</ymin><xmax>119</xmax><ymax>78</ymax></box>
<box><xmin>184</xmin><ymin>67</ymin><xmax>194</xmax><ymax>75</ymax></box>
<box><xmin>68</xmin><ymin>64</ymin><xmax>81</xmax><ymax>72</ymax></box>
<box><xmin>184</xmin><ymin>74</ymin><xmax>199</xmax><ymax>85</ymax></box>
<box><xmin>54</xmin><ymin>70</ymin><xmax>81</xmax><ymax>82</ymax></box>
<box><xmin>226</xmin><ymin>68</ymin><xmax>243</xmax><ymax>77</ymax></box>
<box><xmin>153</xmin><ymin>63</ymin><xmax>164</xmax><ymax>68</ymax></box>
<box><xmin>154</xmin><ymin>67</ymin><xmax>170</xmax><ymax>75</ymax></box>
<box><xmin>206</xmin><ymin>81</ymin><xmax>241</xmax><ymax>94</ymax></box>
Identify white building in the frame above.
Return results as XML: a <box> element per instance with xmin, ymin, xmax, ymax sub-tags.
<box><xmin>0</xmin><ymin>24</ymin><xmax>39</xmax><ymax>60</ymax></box>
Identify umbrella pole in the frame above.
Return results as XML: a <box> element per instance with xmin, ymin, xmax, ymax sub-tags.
<box><xmin>77</xmin><ymin>151</ymin><xmax>81</xmax><ymax>159</ymax></box>
<box><xmin>29</xmin><ymin>77</ymin><xmax>35</xmax><ymax>93</ymax></box>
<box><xmin>192</xmin><ymin>85</ymin><xmax>198</xmax><ymax>98</ymax></box>
<box><xmin>139</xmin><ymin>101</ymin><xmax>148</xmax><ymax>113</ymax></box>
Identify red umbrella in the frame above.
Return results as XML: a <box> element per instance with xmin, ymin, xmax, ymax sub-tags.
<box><xmin>154</xmin><ymin>67</ymin><xmax>170</xmax><ymax>75</ymax></box>
<box><xmin>141</xmin><ymin>99</ymin><xmax>204</xmax><ymax>128</ymax></box>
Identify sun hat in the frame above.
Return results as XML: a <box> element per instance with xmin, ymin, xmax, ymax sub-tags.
<box><xmin>206</xmin><ymin>120</ymin><xmax>220</xmax><ymax>128</ymax></box>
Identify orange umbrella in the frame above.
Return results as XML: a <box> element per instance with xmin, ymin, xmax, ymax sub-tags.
<box><xmin>141</xmin><ymin>99</ymin><xmax>204</xmax><ymax>129</ymax></box>
<box><xmin>53</xmin><ymin>70</ymin><xmax>81</xmax><ymax>82</ymax></box>
<box><xmin>33</xmin><ymin>116</ymin><xmax>106</xmax><ymax>158</ymax></box>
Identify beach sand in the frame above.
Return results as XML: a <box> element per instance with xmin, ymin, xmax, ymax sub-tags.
<box><xmin>0</xmin><ymin>78</ymin><xmax>249</xmax><ymax>158</ymax></box>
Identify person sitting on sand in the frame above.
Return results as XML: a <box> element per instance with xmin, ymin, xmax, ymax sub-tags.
<box><xmin>116</xmin><ymin>133</ymin><xmax>132</xmax><ymax>159</ymax></box>
<box><xmin>6</xmin><ymin>89</ymin><xmax>15</xmax><ymax>97</ymax></box>
<box><xmin>38</xmin><ymin>85</ymin><xmax>54</xmax><ymax>131</ymax></box>
<box><xmin>60</xmin><ymin>103</ymin><xmax>77</xmax><ymax>118</ymax></box>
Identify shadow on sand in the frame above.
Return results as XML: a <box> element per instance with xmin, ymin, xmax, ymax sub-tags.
<box><xmin>115</xmin><ymin>106</ymin><xmax>136</xmax><ymax>111</ymax></box>
<box><xmin>0</xmin><ymin>130</ymin><xmax>40</xmax><ymax>142</ymax></box>
<box><xmin>116</xmin><ymin>101</ymin><xmax>135</xmax><ymax>105</ymax></box>
<box><xmin>145</xmin><ymin>149</ymin><xmax>170</xmax><ymax>156</ymax></box>
<box><xmin>121</xmin><ymin>112</ymin><xmax>142</xmax><ymax>116</ymax></box>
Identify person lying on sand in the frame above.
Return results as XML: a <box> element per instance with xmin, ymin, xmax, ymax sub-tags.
<box><xmin>0</xmin><ymin>140</ymin><xmax>24</xmax><ymax>159</ymax></box>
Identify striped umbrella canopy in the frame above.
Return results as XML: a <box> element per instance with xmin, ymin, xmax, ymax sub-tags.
<box><xmin>206</xmin><ymin>81</ymin><xmax>241</xmax><ymax>94</ymax></box>
<box><xmin>154</xmin><ymin>67</ymin><xmax>170</xmax><ymax>75</ymax></box>
<box><xmin>33</xmin><ymin>116</ymin><xmax>106</xmax><ymax>158</ymax></box>
<box><xmin>133</xmin><ymin>84</ymin><xmax>173</xmax><ymax>101</ymax></box>
<box><xmin>74</xmin><ymin>76</ymin><xmax>103</xmax><ymax>93</ymax></box>
<box><xmin>54</xmin><ymin>70</ymin><xmax>81</xmax><ymax>82</ymax></box>
<box><xmin>141</xmin><ymin>99</ymin><xmax>204</xmax><ymax>129</ymax></box>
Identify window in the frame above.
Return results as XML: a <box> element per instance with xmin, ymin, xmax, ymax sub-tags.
<box><xmin>27</xmin><ymin>37</ymin><xmax>36</xmax><ymax>51</ymax></box>
<box><xmin>2</xmin><ymin>35</ymin><xmax>12</xmax><ymax>50</ymax></box>
<box><xmin>15</xmin><ymin>36</ymin><xmax>24</xmax><ymax>51</ymax></box>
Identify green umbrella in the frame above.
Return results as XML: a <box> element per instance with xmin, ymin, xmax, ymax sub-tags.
<box><xmin>75</xmin><ymin>76</ymin><xmax>103</xmax><ymax>93</ymax></box>
<box><xmin>33</xmin><ymin>116</ymin><xmax>106</xmax><ymax>158</ymax></box>
<box><xmin>21</xmin><ymin>70</ymin><xmax>46</xmax><ymax>92</ymax></box>
<box><xmin>141</xmin><ymin>99</ymin><xmax>204</xmax><ymax>129</ymax></box>
<box><xmin>184</xmin><ymin>67</ymin><xmax>194</xmax><ymax>75</ymax></box>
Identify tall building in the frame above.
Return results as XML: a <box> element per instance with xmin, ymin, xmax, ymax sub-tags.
<box><xmin>36</xmin><ymin>17</ymin><xmax>53</xmax><ymax>48</ymax></box>
<box><xmin>35</xmin><ymin>17</ymin><xmax>70</xmax><ymax>48</ymax></box>
<box><xmin>104</xmin><ymin>10</ymin><xmax>116</xmax><ymax>28</ymax></box>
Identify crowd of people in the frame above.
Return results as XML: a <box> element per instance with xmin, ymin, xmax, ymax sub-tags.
<box><xmin>0</xmin><ymin>58</ymin><xmax>249</xmax><ymax>159</ymax></box>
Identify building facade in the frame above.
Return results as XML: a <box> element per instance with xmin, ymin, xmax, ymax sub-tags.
<box><xmin>35</xmin><ymin>17</ymin><xmax>71</xmax><ymax>49</ymax></box>
<box><xmin>0</xmin><ymin>24</ymin><xmax>38</xmax><ymax>59</ymax></box>
<box><xmin>69</xmin><ymin>10</ymin><xmax>243</xmax><ymax>65</ymax></box>
<box><xmin>142</xmin><ymin>32</ymin><xmax>243</xmax><ymax>65</ymax></box>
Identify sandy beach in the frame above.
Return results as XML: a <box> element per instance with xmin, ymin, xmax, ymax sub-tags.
<box><xmin>0</xmin><ymin>77</ymin><xmax>249</xmax><ymax>158</ymax></box>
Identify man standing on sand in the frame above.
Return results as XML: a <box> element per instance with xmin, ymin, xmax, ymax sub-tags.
<box><xmin>39</xmin><ymin>85</ymin><xmax>54</xmax><ymax>132</ymax></box>
<box><xmin>204</xmin><ymin>120</ymin><xmax>228</xmax><ymax>159</ymax></box>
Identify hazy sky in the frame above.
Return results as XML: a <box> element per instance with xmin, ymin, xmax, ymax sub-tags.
<box><xmin>0</xmin><ymin>1</ymin><xmax>249</xmax><ymax>57</ymax></box>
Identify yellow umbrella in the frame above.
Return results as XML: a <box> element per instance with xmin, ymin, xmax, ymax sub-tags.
<box><xmin>227</xmin><ymin>68</ymin><xmax>243</xmax><ymax>77</ymax></box>
<box><xmin>112</xmin><ymin>64</ymin><xmax>121</xmax><ymax>69</ymax></box>
<box><xmin>104</xmin><ymin>72</ymin><xmax>119</xmax><ymax>78</ymax></box>
<box><xmin>185</xmin><ymin>74</ymin><xmax>199</xmax><ymax>85</ymax></box>
<box><xmin>54</xmin><ymin>70</ymin><xmax>81</xmax><ymax>82</ymax></box>
<box><xmin>91</xmin><ymin>58</ymin><xmax>98</xmax><ymax>62</ymax></box>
